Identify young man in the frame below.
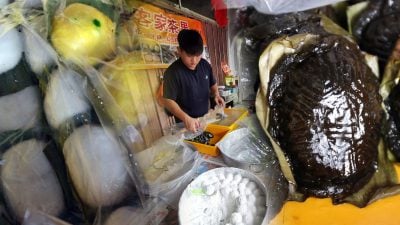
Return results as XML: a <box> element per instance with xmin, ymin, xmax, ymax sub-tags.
<box><xmin>162</xmin><ymin>29</ymin><xmax>225</xmax><ymax>132</ymax></box>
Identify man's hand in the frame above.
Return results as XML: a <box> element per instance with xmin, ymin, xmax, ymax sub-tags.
<box><xmin>184</xmin><ymin>115</ymin><xmax>200</xmax><ymax>132</ymax></box>
<box><xmin>210</xmin><ymin>84</ymin><xmax>225</xmax><ymax>107</ymax></box>
<box><xmin>214</xmin><ymin>95</ymin><xmax>225</xmax><ymax>107</ymax></box>
<box><xmin>163</xmin><ymin>98</ymin><xmax>198</xmax><ymax>132</ymax></box>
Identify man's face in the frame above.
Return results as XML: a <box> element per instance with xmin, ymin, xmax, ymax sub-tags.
<box><xmin>178</xmin><ymin>48</ymin><xmax>202</xmax><ymax>70</ymax></box>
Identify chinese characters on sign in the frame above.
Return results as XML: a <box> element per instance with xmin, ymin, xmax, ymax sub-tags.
<box><xmin>135</xmin><ymin>7</ymin><xmax>182</xmax><ymax>35</ymax></box>
<box><xmin>131</xmin><ymin>3</ymin><xmax>207</xmax><ymax>64</ymax></box>
<box><xmin>134</xmin><ymin>5</ymin><xmax>205</xmax><ymax>45</ymax></box>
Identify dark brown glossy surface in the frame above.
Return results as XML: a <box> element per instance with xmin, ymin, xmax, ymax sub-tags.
<box><xmin>385</xmin><ymin>83</ymin><xmax>400</xmax><ymax>160</ymax></box>
<box><xmin>352</xmin><ymin>0</ymin><xmax>400</xmax><ymax>67</ymax></box>
<box><xmin>267</xmin><ymin>35</ymin><xmax>382</xmax><ymax>201</ymax></box>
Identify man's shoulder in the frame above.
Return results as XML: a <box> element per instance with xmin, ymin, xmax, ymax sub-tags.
<box><xmin>164</xmin><ymin>60</ymin><xmax>180</xmax><ymax>77</ymax></box>
<box><xmin>166</xmin><ymin>59</ymin><xmax>184</xmax><ymax>71</ymax></box>
<box><xmin>198</xmin><ymin>58</ymin><xmax>212</xmax><ymax>69</ymax></box>
<box><xmin>199</xmin><ymin>58</ymin><xmax>210</xmax><ymax>65</ymax></box>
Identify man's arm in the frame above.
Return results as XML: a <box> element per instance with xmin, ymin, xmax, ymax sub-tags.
<box><xmin>161</xmin><ymin>97</ymin><xmax>200</xmax><ymax>132</ymax></box>
<box><xmin>210</xmin><ymin>83</ymin><xmax>225</xmax><ymax>107</ymax></box>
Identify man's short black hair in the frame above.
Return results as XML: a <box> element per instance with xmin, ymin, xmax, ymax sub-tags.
<box><xmin>177</xmin><ymin>29</ymin><xmax>204</xmax><ymax>56</ymax></box>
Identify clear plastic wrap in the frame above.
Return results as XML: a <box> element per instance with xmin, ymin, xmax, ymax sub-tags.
<box><xmin>103</xmin><ymin>201</ymin><xmax>169</xmax><ymax>225</ymax></box>
<box><xmin>227</xmin><ymin>1</ymin><xmax>348</xmax><ymax>103</ymax></box>
<box><xmin>2</xmin><ymin>139</ymin><xmax>65</xmax><ymax>221</ymax></box>
<box><xmin>0</xmin><ymin>0</ymin><xmax>354</xmax><ymax>224</ymax></box>
<box><xmin>0</xmin><ymin>1</ymin><xmax>169</xmax><ymax>224</ymax></box>
<box><xmin>0</xmin><ymin>3</ymin><xmax>84</xmax><ymax>224</ymax></box>
<box><xmin>136</xmin><ymin>134</ymin><xmax>200</xmax><ymax>207</ymax></box>
<box><xmin>217</xmin><ymin>127</ymin><xmax>271</xmax><ymax>165</ymax></box>
<box><xmin>0</xmin><ymin>0</ymin><xmax>240</xmax><ymax>224</ymax></box>
<box><xmin>216</xmin><ymin>114</ymin><xmax>288</xmax><ymax>222</ymax></box>
<box><xmin>224</xmin><ymin>0</ymin><xmax>345</xmax><ymax>14</ymax></box>
<box><xmin>22</xmin><ymin>210</ymin><xmax>72</xmax><ymax>225</ymax></box>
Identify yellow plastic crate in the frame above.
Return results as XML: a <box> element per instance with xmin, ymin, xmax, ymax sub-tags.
<box><xmin>208</xmin><ymin>107</ymin><xmax>249</xmax><ymax>131</ymax></box>
<box><xmin>184</xmin><ymin>125</ymin><xmax>231</xmax><ymax>157</ymax></box>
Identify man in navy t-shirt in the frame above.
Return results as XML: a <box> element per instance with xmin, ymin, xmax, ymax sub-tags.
<box><xmin>162</xmin><ymin>29</ymin><xmax>225</xmax><ymax>132</ymax></box>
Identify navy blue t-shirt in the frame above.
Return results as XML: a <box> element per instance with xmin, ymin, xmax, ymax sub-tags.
<box><xmin>163</xmin><ymin>58</ymin><xmax>216</xmax><ymax>120</ymax></box>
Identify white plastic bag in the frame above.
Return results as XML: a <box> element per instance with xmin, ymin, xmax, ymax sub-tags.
<box><xmin>135</xmin><ymin>134</ymin><xmax>200</xmax><ymax>207</ymax></box>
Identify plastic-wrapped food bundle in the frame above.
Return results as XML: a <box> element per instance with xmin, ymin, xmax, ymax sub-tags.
<box><xmin>0</xmin><ymin>85</ymin><xmax>41</xmax><ymax>132</ymax></box>
<box><xmin>22</xmin><ymin>15</ymin><xmax>57</xmax><ymax>75</ymax></box>
<box><xmin>50</xmin><ymin>2</ymin><xmax>117</xmax><ymax>65</ymax></box>
<box><xmin>0</xmin><ymin>25</ymin><xmax>23</xmax><ymax>74</ymax></box>
<box><xmin>44</xmin><ymin>67</ymin><xmax>91</xmax><ymax>130</ymax></box>
<box><xmin>63</xmin><ymin>124</ymin><xmax>134</xmax><ymax>208</ymax></box>
<box><xmin>99</xmin><ymin>51</ymin><xmax>149</xmax><ymax>127</ymax></box>
<box><xmin>0</xmin><ymin>25</ymin><xmax>41</xmax><ymax>132</ymax></box>
<box><xmin>0</xmin><ymin>9</ymin><xmax>73</xmax><ymax>223</ymax></box>
<box><xmin>1</xmin><ymin>139</ymin><xmax>65</xmax><ymax>221</ymax></box>
<box><xmin>0</xmin><ymin>0</ymin><xmax>149</xmax><ymax>224</ymax></box>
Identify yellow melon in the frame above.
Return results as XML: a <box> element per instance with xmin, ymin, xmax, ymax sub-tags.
<box><xmin>51</xmin><ymin>3</ymin><xmax>116</xmax><ymax>65</ymax></box>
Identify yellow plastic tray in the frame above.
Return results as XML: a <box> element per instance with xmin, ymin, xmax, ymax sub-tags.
<box><xmin>269</xmin><ymin>164</ymin><xmax>400</xmax><ymax>225</ymax></box>
<box><xmin>208</xmin><ymin>107</ymin><xmax>249</xmax><ymax>130</ymax></box>
<box><xmin>184</xmin><ymin>125</ymin><xmax>231</xmax><ymax>157</ymax></box>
